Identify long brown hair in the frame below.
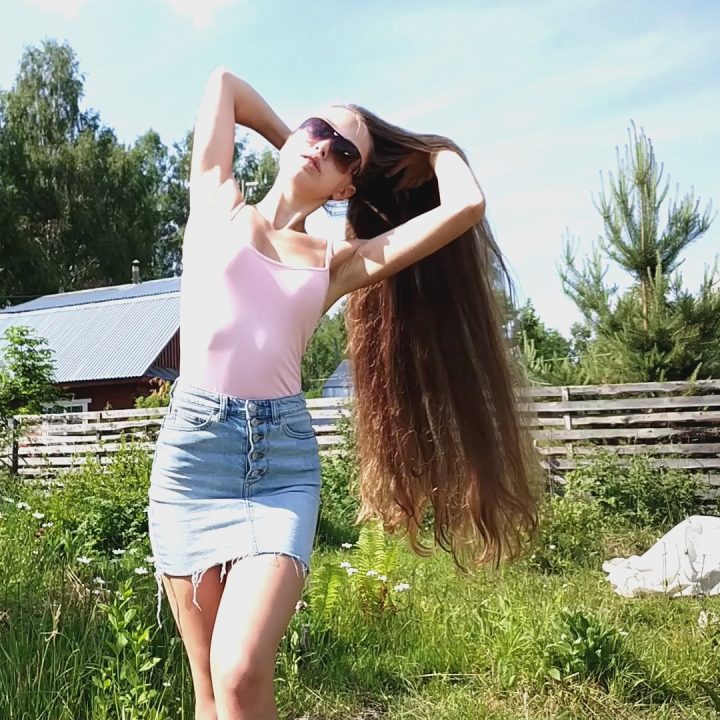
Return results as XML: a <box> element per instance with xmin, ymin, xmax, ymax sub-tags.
<box><xmin>341</xmin><ymin>105</ymin><xmax>541</xmax><ymax>570</ymax></box>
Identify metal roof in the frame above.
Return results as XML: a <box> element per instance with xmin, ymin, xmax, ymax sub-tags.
<box><xmin>2</xmin><ymin>277</ymin><xmax>180</xmax><ymax>313</ymax></box>
<box><xmin>322</xmin><ymin>359</ymin><xmax>353</xmax><ymax>388</ymax></box>
<box><xmin>0</xmin><ymin>283</ymin><xmax>180</xmax><ymax>383</ymax></box>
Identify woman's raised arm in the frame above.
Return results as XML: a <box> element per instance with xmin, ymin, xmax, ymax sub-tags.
<box><xmin>332</xmin><ymin>150</ymin><xmax>485</xmax><ymax>296</ymax></box>
<box><xmin>190</xmin><ymin>66</ymin><xmax>291</xmax><ymax>206</ymax></box>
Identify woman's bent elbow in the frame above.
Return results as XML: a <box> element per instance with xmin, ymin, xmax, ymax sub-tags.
<box><xmin>467</xmin><ymin>197</ymin><xmax>486</xmax><ymax>225</ymax></box>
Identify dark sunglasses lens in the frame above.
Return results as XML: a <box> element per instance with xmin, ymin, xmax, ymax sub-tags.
<box><xmin>299</xmin><ymin>117</ymin><xmax>332</xmax><ymax>141</ymax></box>
<box><xmin>331</xmin><ymin>137</ymin><xmax>361</xmax><ymax>172</ymax></box>
<box><xmin>298</xmin><ymin>117</ymin><xmax>361</xmax><ymax>173</ymax></box>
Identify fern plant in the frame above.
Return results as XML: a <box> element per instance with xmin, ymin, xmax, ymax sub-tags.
<box><xmin>346</xmin><ymin>520</ymin><xmax>404</xmax><ymax>617</ymax></box>
<box><xmin>307</xmin><ymin>560</ymin><xmax>344</xmax><ymax>625</ymax></box>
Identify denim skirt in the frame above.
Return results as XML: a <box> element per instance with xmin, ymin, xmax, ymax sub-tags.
<box><xmin>147</xmin><ymin>379</ymin><xmax>321</xmax><ymax>619</ymax></box>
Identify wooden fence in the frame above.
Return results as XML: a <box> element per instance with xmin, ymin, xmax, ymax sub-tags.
<box><xmin>3</xmin><ymin>379</ymin><xmax>719</xmax><ymax>499</ymax></box>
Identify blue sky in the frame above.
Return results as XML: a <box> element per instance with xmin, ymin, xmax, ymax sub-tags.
<box><xmin>1</xmin><ymin>0</ymin><xmax>718</xmax><ymax>333</ymax></box>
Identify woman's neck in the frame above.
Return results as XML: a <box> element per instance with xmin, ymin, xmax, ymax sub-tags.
<box><xmin>254</xmin><ymin>184</ymin><xmax>323</xmax><ymax>233</ymax></box>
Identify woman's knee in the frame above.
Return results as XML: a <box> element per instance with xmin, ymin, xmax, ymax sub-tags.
<box><xmin>210</xmin><ymin>648</ymin><xmax>274</xmax><ymax>706</ymax></box>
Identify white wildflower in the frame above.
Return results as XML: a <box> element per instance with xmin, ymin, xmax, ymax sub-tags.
<box><xmin>548</xmin><ymin>544</ymin><xmax>557</xmax><ymax>550</ymax></box>
<box><xmin>112</xmin><ymin>549</ymin><xmax>126</xmax><ymax>556</ymax></box>
<box><xmin>394</xmin><ymin>582</ymin><xmax>411</xmax><ymax>592</ymax></box>
<box><xmin>295</xmin><ymin>600</ymin><xmax>308</xmax><ymax>612</ymax></box>
<box><xmin>366</xmin><ymin>570</ymin><xmax>379</xmax><ymax>577</ymax></box>
<box><xmin>77</xmin><ymin>556</ymin><xmax>91</xmax><ymax>565</ymax></box>
<box><xmin>134</xmin><ymin>567</ymin><xmax>149</xmax><ymax>575</ymax></box>
<box><xmin>699</xmin><ymin>610</ymin><xmax>711</xmax><ymax>629</ymax></box>
<box><xmin>144</xmin><ymin>555</ymin><xmax>155</xmax><ymax>564</ymax></box>
<box><xmin>93</xmin><ymin>577</ymin><xmax>106</xmax><ymax>585</ymax></box>
<box><xmin>162</xmin><ymin>681</ymin><xmax>171</xmax><ymax>688</ymax></box>
<box><xmin>339</xmin><ymin>561</ymin><xmax>352</xmax><ymax>569</ymax></box>
<box><xmin>378</xmin><ymin>575</ymin><xmax>387</xmax><ymax>582</ymax></box>
<box><xmin>346</xmin><ymin>567</ymin><xmax>359</xmax><ymax>576</ymax></box>
<box><xmin>341</xmin><ymin>542</ymin><xmax>353</xmax><ymax>549</ymax></box>
<box><xmin>42</xmin><ymin>522</ymin><xmax>54</xmax><ymax>528</ymax></box>
<box><xmin>32</xmin><ymin>511</ymin><xmax>45</xmax><ymax>520</ymax></box>
<box><xmin>3</xmin><ymin>497</ymin><xmax>15</xmax><ymax>503</ymax></box>
<box><xmin>16</xmin><ymin>501</ymin><xmax>30</xmax><ymax>510</ymax></box>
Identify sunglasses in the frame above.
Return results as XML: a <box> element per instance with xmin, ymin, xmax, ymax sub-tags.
<box><xmin>297</xmin><ymin>117</ymin><xmax>362</xmax><ymax>175</ymax></box>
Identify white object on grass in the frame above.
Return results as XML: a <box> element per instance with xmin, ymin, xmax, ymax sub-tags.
<box><xmin>602</xmin><ymin>515</ymin><xmax>720</xmax><ymax>598</ymax></box>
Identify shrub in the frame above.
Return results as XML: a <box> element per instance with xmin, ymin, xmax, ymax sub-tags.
<box><xmin>43</xmin><ymin>437</ymin><xmax>152</xmax><ymax>555</ymax></box>
<box><xmin>134</xmin><ymin>378</ymin><xmax>172</xmax><ymax>409</ymax></box>
<box><xmin>318</xmin><ymin>403</ymin><xmax>360</xmax><ymax>546</ymax></box>
<box><xmin>564</xmin><ymin>452</ymin><xmax>702</xmax><ymax>529</ymax></box>
<box><xmin>528</xmin><ymin>492</ymin><xmax>605</xmax><ymax>573</ymax></box>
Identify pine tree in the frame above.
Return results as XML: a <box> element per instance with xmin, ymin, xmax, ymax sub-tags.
<box><xmin>560</xmin><ymin>122</ymin><xmax>718</xmax><ymax>382</ymax></box>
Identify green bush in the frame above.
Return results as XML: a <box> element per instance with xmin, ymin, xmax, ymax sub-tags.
<box><xmin>528</xmin><ymin>492</ymin><xmax>605</xmax><ymax>573</ymax></box>
<box><xmin>564</xmin><ymin>452</ymin><xmax>702</xmax><ymax>529</ymax></box>
<box><xmin>42</xmin><ymin>437</ymin><xmax>152</xmax><ymax>555</ymax></box>
<box><xmin>318</xmin><ymin>404</ymin><xmax>360</xmax><ymax>546</ymax></box>
<box><xmin>134</xmin><ymin>378</ymin><xmax>172</xmax><ymax>409</ymax></box>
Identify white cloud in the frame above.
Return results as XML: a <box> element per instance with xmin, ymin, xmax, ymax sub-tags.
<box><xmin>161</xmin><ymin>0</ymin><xmax>239</xmax><ymax>29</ymax></box>
<box><xmin>27</xmin><ymin>0</ymin><xmax>91</xmax><ymax>17</ymax></box>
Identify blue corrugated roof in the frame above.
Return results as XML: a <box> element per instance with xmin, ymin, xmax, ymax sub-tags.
<box><xmin>2</xmin><ymin>277</ymin><xmax>180</xmax><ymax>313</ymax></box>
<box><xmin>0</xmin><ymin>280</ymin><xmax>180</xmax><ymax>383</ymax></box>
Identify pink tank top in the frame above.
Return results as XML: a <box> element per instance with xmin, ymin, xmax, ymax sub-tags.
<box><xmin>178</xmin><ymin>207</ymin><xmax>332</xmax><ymax>399</ymax></box>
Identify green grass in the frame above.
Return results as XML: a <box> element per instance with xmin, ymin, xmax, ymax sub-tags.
<box><xmin>1</xmin><ymin>453</ymin><xmax>719</xmax><ymax>719</ymax></box>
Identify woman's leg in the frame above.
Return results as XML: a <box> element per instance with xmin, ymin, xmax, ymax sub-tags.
<box><xmin>209</xmin><ymin>554</ymin><xmax>306</xmax><ymax>720</ymax></box>
<box><xmin>163</xmin><ymin>567</ymin><xmax>225</xmax><ymax>720</ymax></box>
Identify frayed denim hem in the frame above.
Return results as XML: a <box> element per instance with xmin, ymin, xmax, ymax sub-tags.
<box><xmin>153</xmin><ymin>551</ymin><xmax>309</xmax><ymax>627</ymax></box>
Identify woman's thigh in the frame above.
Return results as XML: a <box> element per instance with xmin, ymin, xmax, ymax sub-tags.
<box><xmin>163</xmin><ymin>566</ymin><xmax>225</xmax><ymax>699</ymax></box>
<box><xmin>210</xmin><ymin>554</ymin><xmax>306</xmax><ymax>678</ymax></box>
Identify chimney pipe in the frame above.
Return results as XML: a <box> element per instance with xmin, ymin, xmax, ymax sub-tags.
<box><xmin>132</xmin><ymin>260</ymin><xmax>140</xmax><ymax>284</ymax></box>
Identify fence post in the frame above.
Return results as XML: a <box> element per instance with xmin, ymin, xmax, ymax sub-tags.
<box><xmin>560</xmin><ymin>386</ymin><xmax>574</xmax><ymax>460</ymax></box>
<box><xmin>10</xmin><ymin>417</ymin><xmax>19</xmax><ymax>475</ymax></box>
<box><xmin>96</xmin><ymin>411</ymin><xmax>104</xmax><ymax>467</ymax></box>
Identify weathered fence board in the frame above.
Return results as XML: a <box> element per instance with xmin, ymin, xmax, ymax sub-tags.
<box><xmin>3</xmin><ymin>380</ymin><xmax>719</xmax><ymax>501</ymax></box>
<box><xmin>526</xmin><ymin>395</ymin><xmax>720</xmax><ymax>413</ymax></box>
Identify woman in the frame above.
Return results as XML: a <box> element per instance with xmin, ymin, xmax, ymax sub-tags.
<box><xmin>148</xmin><ymin>66</ymin><xmax>539</xmax><ymax>720</ymax></box>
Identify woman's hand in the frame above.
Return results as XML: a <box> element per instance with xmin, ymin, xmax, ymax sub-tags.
<box><xmin>386</xmin><ymin>149</ymin><xmax>436</xmax><ymax>190</ymax></box>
